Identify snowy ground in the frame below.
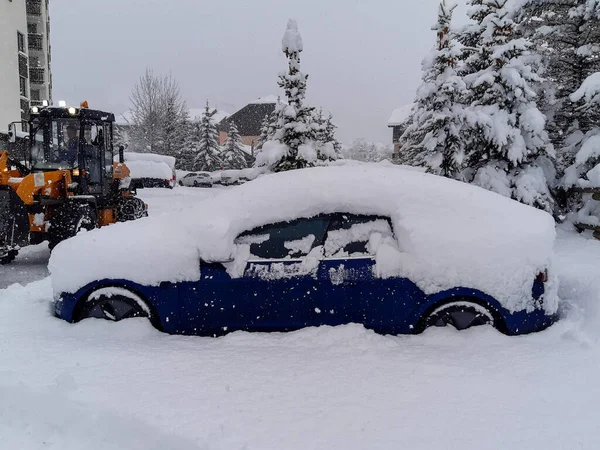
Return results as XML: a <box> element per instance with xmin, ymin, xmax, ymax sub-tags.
<box><xmin>1</xmin><ymin>186</ymin><xmax>600</xmax><ymax>449</ymax></box>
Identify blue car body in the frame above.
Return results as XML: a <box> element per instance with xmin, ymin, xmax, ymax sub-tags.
<box><xmin>54</xmin><ymin>256</ymin><xmax>556</xmax><ymax>337</ymax></box>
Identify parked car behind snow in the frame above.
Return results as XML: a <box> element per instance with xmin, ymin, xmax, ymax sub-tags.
<box><xmin>50</xmin><ymin>165</ymin><xmax>558</xmax><ymax>337</ymax></box>
<box><xmin>179</xmin><ymin>172</ymin><xmax>213</xmax><ymax>188</ymax></box>
<box><xmin>123</xmin><ymin>152</ymin><xmax>177</xmax><ymax>189</ymax></box>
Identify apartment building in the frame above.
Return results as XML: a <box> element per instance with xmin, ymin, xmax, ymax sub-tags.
<box><xmin>26</xmin><ymin>0</ymin><xmax>52</xmax><ymax>107</ymax></box>
<box><xmin>0</xmin><ymin>0</ymin><xmax>52</xmax><ymax>132</ymax></box>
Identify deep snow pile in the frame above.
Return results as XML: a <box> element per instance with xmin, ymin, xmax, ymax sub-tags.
<box><xmin>50</xmin><ymin>165</ymin><xmax>557</xmax><ymax>313</ymax></box>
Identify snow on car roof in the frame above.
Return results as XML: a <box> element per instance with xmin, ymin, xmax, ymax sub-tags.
<box><xmin>49</xmin><ymin>165</ymin><xmax>557</xmax><ymax>314</ymax></box>
<box><xmin>123</xmin><ymin>152</ymin><xmax>176</xmax><ymax>170</ymax></box>
<box><xmin>125</xmin><ymin>160</ymin><xmax>173</xmax><ymax>180</ymax></box>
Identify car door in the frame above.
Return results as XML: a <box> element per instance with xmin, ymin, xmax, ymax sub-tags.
<box><xmin>178</xmin><ymin>215</ymin><xmax>333</xmax><ymax>335</ymax></box>
<box><xmin>232</xmin><ymin>215</ymin><xmax>333</xmax><ymax>332</ymax></box>
<box><xmin>317</xmin><ymin>214</ymin><xmax>421</xmax><ymax>334</ymax></box>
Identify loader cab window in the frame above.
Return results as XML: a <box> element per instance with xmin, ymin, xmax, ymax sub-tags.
<box><xmin>31</xmin><ymin>118</ymin><xmax>80</xmax><ymax>170</ymax></box>
<box><xmin>81</xmin><ymin>123</ymin><xmax>103</xmax><ymax>188</ymax></box>
<box><xmin>103</xmin><ymin>123</ymin><xmax>113</xmax><ymax>178</ymax></box>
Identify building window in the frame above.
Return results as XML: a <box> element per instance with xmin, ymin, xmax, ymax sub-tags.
<box><xmin>29</xmin><ymin>56</ymin><xmax>39</xmax><ymax>68</ymax></box>
<box><xmin>20</xmin><ymin>77</ymin><xmax>28</xmax><ymax>97</ymax></box>
<box><xmin>30</xmin><ymin>68</ymin><xmax>44</xmax><ymax>84</ymax></box>
<box><xmin>26</xmin><ymin>0</ymin><xmax>42</xmax><ymax>16</ymax></box>
<box><xmin>27</xmin><ymin>23</ymin><xmax>37</xmax><ymax>34</ymax></box>
<box><xmin>28</xmin><ymin>34</ymin><xmax>43</xmax><ymax>51</ymax></box>
<box><xmin>21</xmin><ymin>99</ymin><xmax>30</xmax><ymax>121</ymax></box>
<box><xmin>18</xmin><ymin>54</ymin><xmax>28</xmax><ymax>78</ymax></box>
<box><xmin>30</xmin><ymin>89</ymin><xmax>40</xmax><ymax>101</ymax></box>
<box><xmin>17</xmin><ymin>32</ymin><xmax>25</xmax><ymax>53</ymax></box>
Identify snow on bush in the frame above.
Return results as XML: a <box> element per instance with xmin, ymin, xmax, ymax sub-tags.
<box><xmin>49</xmin><ymin>165</ymin><xmax>558</xmax><ymax>315</ymax></box>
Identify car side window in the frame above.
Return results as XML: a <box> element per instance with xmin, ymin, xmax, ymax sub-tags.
<box><xmin>324</xmin><ymin>214</ymin><xmax>393</xmax><ymax>258</ymax></box>
<box><xmin>236</xmin><ymin>216</ymin><xmax>330</xmax><ymax>260</ymax></box>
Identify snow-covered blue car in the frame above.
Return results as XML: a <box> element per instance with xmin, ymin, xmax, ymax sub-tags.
<box><xmin>50</xmin><ymin>164</ymin><xmax>559</xmax><ymax>336</ymax></box>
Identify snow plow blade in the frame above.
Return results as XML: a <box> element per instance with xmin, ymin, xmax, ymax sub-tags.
<box><xmin>0</xmin><ymin>185</ymin><xmax>30</xmax><ymax>250</ymax></box>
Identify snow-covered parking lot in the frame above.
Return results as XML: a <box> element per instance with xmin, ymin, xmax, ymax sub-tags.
<box><xmin>2</xmin><ymin>186</ymin><xmax>600</xmax><ymax>449</ymax></box>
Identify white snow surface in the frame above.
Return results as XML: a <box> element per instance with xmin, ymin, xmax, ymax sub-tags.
<box><xmin>49</xmin><ymin>165</ymin><xmax>557</xmax><ymax>314</ymax></box>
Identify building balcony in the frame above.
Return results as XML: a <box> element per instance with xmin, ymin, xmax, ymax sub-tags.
<box><xmin>28</xmin><ymin>34</ymin><xmax>44</xmax><ymax>51</ymax></box>
<box><xmin>30</xmin><ymin>68</ymin><xmax>45</xmax><ymax>84</ymax></box>
<box><xmin>26</xmin><ymin>0</ymin><xmax>42</xmax><ymax>16</ymax></box>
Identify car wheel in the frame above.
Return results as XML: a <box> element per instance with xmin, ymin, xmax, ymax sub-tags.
<box><xmin>75</xmin><ymin>288</ymin><xmax>151</xmax><ymax>323</ymax></box>
<box><xmin>419</xmin><ymin>301</ymin><xmax>495</xmax><ymax>332</ymax></box>
<box><xmin>193</xmin><ymin>180</ymin><xmax>199</xmax><ymax>187</ymax></box>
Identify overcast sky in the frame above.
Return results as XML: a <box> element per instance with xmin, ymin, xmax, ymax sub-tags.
<box><xmin>50</xmin><ymin>0</ymin><xmax>474</xmax><ymax>144</ymax></box>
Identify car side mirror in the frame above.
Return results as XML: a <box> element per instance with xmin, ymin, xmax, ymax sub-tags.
<box><xmin>118</xmin><ymin>145</ymin><xmax>125</xmax><ymax>163</ymax></box>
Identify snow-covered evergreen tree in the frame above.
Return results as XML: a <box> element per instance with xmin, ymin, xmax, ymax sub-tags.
<box><xmin>192</xmin><ymin>103</ymin><xmax>222</xmax><ymax>172</ymax></box>
<box><xmin>257</xmin><ymin>20</ymin><xmax>320</xmax><ymax>172</ymax></box>
<box><xmin>177</xmin><ymin>121</ymin><xmax>197</xmax><ymax>171</ymax></box>
<box><xmin>563</xmin><ymin>72</ymin><xmax>600</xmax><ymax>184</ymax></box>
<box><xmin>400</xmin><ymin>0</ymin><xmax>467</xmax><ymax>177</ymax></box>
<box><xmin>516</xmin><ymin>0</ymin><xmax>600</xmax><ymax>178</ymax></box>
<box><xmin>221</xmin><ymin>122</ymin><xmax>248</xmax><ymax>170</ymax></box>
<box><xmin>456</xmin><ymin>0</ymin><xmax>555</xmax><ymax>212</ymax></box>
<box><xmin>311</xmin><ymin>108</ymin><xmax>340</xmax><ymax>163</ymax></box>
<box><xmin>323</xmin><ymin>113</ymin><xmax>342</xmax><ymax>157</ymax></box>
<box><xmin>255</xmin><ymin>114</ymin><xmax>270</xmax><ymax>151</ymax></box>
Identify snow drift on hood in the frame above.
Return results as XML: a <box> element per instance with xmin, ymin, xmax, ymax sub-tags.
<box><xmin>49</xmin><ymin>165</ymin><xmax>558</xmax><ymax>313</ymax></box>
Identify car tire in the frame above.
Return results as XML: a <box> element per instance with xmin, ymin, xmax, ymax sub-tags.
<box><xmin>48</xmin><ymin>203</ymin><xmax>97</xmax><ymax>250</ymax></box>
<box><xmin>74</xmin><ymin>288</ymin><xmax>151</xmax><ymax>324</ymax></box>
<box><xmin>418</xmin><ymin>301</ymin><xmax>496</xmax><ymax>332</ymax></box>
<box><xmin>193</xmin><ymin>180</ymin><xmax>199</xmax><ymax>187</ymax></box>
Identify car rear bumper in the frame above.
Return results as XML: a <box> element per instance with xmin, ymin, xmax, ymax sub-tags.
<box><xmin>502</xmin><ymin>307</ymin><xmax>558</xmax><ymax>335</ymax></box>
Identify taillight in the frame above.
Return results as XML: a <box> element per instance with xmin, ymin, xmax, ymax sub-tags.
<box><xmin>536</xmin><ymin>270</ymin><xmax>548</xmax><ymax>283</ymax></box>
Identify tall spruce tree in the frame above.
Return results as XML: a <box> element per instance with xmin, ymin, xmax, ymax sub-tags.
<box><xmin>457</xmin><ymin>0</ymin><xmax>555</xmax><ymax>212</ymax></box>
<box><xmin>400</xmin><ymin>0</ymin><xmax>467</xmax><ymax>177</ymax></box>
<box><xmin>192</xmin><ymin>103</ymin><xmax>222</xmax><ymax>172</ymax></box>
<box><xmin>259</xmin><ymin>19</ymin><xmax>319</xmax><ymax>172</ymax></box>
<box><xmin>221</xmin><ymin>122</ymin><xmax>248</xmax><ymax>170</ymax></box>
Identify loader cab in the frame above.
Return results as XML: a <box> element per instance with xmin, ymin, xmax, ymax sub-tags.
<box><xmin>29</xmin><ymin>106</ymin><xmax>116</xmax><ymax>201</ymax></box>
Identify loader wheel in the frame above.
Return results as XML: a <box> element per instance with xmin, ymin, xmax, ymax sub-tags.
<box><xmin>0</xmin><ymin>248</ymin><xmax>18</xmax><ymax>265</ymax></box>
<box><xmin>48</xmin><ymin>203</ymin><xmax>97</xmax><ymax>250</ymax></box>
<box><xmin>117</xmin><ymin>197</ymin><xmax>148</xmax><ymax>222</ymax></box>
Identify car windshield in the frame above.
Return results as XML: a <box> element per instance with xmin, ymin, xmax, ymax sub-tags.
<box><xmin>30</xmin><ymin>118</ymin><xmax>80</xmax><ymax>170</ymax></box>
